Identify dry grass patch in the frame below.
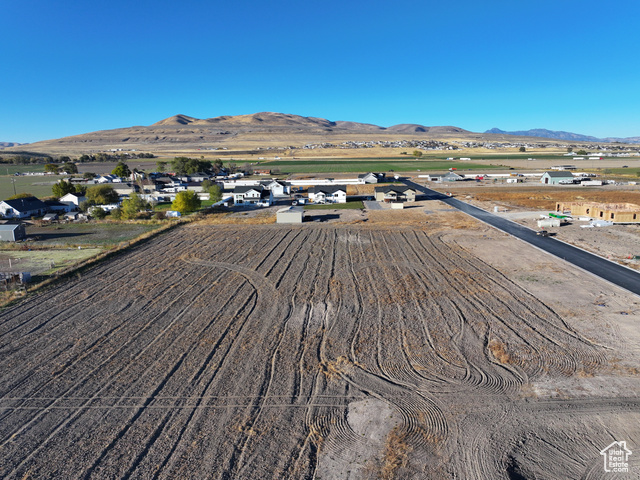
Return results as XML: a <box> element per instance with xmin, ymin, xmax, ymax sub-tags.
<box><xmin>488</xmin><ymin>340</ymin><xmax>514</xmax><ymax>365</ymax></box>
<box><xmin>195</xmin><ymin>212</ymin><xmax>276</xmax><ymax>225</ymax></box>
<box><xmin>379</xmin><ymin>427</ymin><xmax>412</xmax><ymax>480</ymax></box>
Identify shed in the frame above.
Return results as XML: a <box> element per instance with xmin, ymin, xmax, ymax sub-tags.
<box><xmin>42</xmin><ymin>213</ymin><xmax>59</xmax><ymax>223</ymax></box>
<box><xmin>0</xmin><ymin>224</ymin><xmax>26</xmax><ymax>242</ymax></box>
<box><xmin>277</xmin><ymin>206</ymin><xmax>304</xmax><ymax>224</ymax></box>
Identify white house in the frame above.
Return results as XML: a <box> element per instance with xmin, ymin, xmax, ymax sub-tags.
<box><xmin>357</xmin><ymin>172</ymin><xmax>379</xmax><ymax>184</ymax></box>
<box><xmin>259</xmin><ymin>179</ymin><xmax>291</xmax><ymax>196</ymax></box>
<box><xmin>96</xmin><ymin>174</ymin><xmax>122</xmax><ymax>184</ymax></box>
<box><xmin>60</xmin><ymin>193</ymin><xmax>86</xmax><ymax>208</ymax></box>
<box><xmin>308</xmin><ymin>186</ymin><xmax>347</xmax><ymax>204</ymax></box>
<box><xmin>0</xmin><ymin>197</ymin><xmax>48</xmax><ymax>219</ymax></box>
<box><xmin>233</xmin><ymin>185</ymin><xmax>274</xmax><ymax>206</ymax></box>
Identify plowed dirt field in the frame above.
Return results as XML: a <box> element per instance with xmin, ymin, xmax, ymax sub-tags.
<box><xmin>1</xmin><ymin>221</ymin><xmax>638</xmax><ymax>479</ymax></box>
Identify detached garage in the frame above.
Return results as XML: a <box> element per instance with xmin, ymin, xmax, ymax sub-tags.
<box><xmin>277</xmin><ymin>206</ymin><xmax>304</xmax><ymax>224</ymax></box>
<box><xmin>0</xmin><ymin>224</ymin><xmax>26</xmax><ymax>242</ymax></box>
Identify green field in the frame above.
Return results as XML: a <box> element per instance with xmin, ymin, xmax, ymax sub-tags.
<box><xmin>304</xmin><ymin>201</ymin><xmax>364</xmax><ymax>210</ymax></box>
<box><xmin>261</xmin><ymin>159</ymin><xmax>502</xmax><ymax>174</ymax></box>
<box><xmin>0</xmin><ymin>174</ymin><xmax>68</xmax><ymax>200</ymax></box>
<box><xmin>0</xmin><ymin>164</ymin><xmax>52</xmax><ymax>175</ymax></box>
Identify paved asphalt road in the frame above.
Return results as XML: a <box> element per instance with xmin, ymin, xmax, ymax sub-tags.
<box><xmin>403</xmin><ymin>179</ymin><xmax>640</xmax><ymax>297</ymax></box>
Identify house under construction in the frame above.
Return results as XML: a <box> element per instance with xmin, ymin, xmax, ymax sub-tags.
<box><xmin>556</xmin><ymin>202</ymin><xmax>640</xmax><ymax>223</ymax></box>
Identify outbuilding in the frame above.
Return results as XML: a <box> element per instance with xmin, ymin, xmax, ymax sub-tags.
<box><xmin>0</xmin><ymin>224</ymin><xmax>26</xmax><ymax>242</ymax></box>
<box><xmin>277</xmin><ymin>206</ymin><xmax>304</xmax><ymax>224</ymax></box>
<box><xmin>540</xmin><ymin>171</ymin><xmax>574</xmax><ymax>185</ymax></box>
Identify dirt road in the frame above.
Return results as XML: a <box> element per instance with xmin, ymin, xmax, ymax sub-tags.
<box><xmin>0</xmin><ymin>222</ymin><xmax>638</xmax><ymax>478</ymax></box>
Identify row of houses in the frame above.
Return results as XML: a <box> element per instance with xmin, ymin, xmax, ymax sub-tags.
<box><xmin>299</xmin><ymin>185</ymin><xmax>418</xmax><ymax>204</ymax></box>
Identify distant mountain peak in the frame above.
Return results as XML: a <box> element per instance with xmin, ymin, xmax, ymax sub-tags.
<box><xmin>485</xmin><ymin>127</ymin><xmax>601</xmax><ymax>142</ymax></box>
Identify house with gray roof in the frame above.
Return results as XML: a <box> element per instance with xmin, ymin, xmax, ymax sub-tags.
<box><xmin>374</xmin><ymin>186</ymin><xmax>416</xmax><ymax>202</ymax></box>
<box><xmin>233</xmin><ymin>185</ymin><xmax>274</xmax><ymax>206</ymax></box>
<box><xmin>0</xmin><ymin>197</ymin><xmax>48</xmax><ymax>219</ymax></box>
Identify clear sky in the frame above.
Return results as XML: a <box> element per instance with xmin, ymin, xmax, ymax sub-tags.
<box><xmin>2</xmin><ymin>0</ymin><xmax>640</xmax><ymax>143</ymax></box>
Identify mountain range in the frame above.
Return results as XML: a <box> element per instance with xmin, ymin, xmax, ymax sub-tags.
<box><xmin>485</xmin><ymin>128</ymin><xmax>640</xmax><ymax>144</ymax></box>
<box><xmin>3</xmin><ymin>113</ymin><xmax>639</xmax><ymax>155</ymax></box>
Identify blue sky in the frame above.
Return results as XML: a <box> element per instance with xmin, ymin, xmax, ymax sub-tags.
<box><xmin>2</xmin><ymin>0</ymin><xmax>640</xmax><ymax>143</ymax></box>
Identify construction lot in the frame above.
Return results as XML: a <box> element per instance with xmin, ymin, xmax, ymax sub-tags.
<box><xmin>0</xmin><ymin>210</ymin><xmax>639</xmax><ymax>478</ymax></box>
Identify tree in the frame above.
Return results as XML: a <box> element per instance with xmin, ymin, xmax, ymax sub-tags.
<box><xmin>209</xmin><ymin>184</ymin><xmax>222</xmax><ymax>202</ymax></box>
<box><xmin>91</xmin><ymin>207</ymin><xmax>108</xmax><ymax>219</ymax></box>
<box><xmin>172</xmin><ymin>190</ymin><xmax>201</xmax><ymax>213</ymax></box>
<box><xmin>52</xmin><ymin>180</ymin><xmax>77</xmax><ymax>198</ymax></box>
<box><xmin>171</xmin><ymin>157</ymin><xmax>212</xmax><ymax>175</ymax></box>
<box><xmin>519</xmin><ymin>146</ymin><xmax>526</xmax><ymax>152</ymax></box>
<box><xmin>212</xmin><ymin>159</ymin><xmax>224</xmax><ymax>175</ymax></box>
<box><xmin>110</xmin><ymin>207</ymin><xmax>122</xmax><ymax>220</ymax></box>
<box><xmin>228</xmin><ymin>162</ymin><xmax>237</xmax><ymax>174</ymax></box>
<box><xmin>576</xmin><ymin>150</ymin><xmax>588</xmax><ymax>156</ymax></box>
<box><xmin>61</xmin><ymin>162</ymin><xmax>78</xmax><ymax>174</ymax></box>
<box><xmin>412</xmin><ymin>150</ymin><xmax>423</xmax><ymax>159</ymax></box>
<box><xmin>83</xmin><ymin>172</ymin><xmax>97</xmax><ymax>179</ymax></box>
<box><xmin>44</xmin><ymin>163</ymin><xmax>59</xmax><ymax>174</ymax></box>
<box><xmin>7</xmin><ymin>192</ymin><xmax>34</xmax><ymax>200</ymax></box>
<box><xmin>86</xmin><ymin>184</ymin><xmax>119</xmax><ymax>205</ymax></box>
<box><xmin>120</xmin><ymin>193</ymin><xmax>148</xmax><ymax>220</ymax></box>
<box><xmin>112</xmin><ymin>161</ymin><xmax>131</xmax><ymax>178</ymax></box>
<box><xmin>156</xmin><ymin>161</ymin><xmax>167</xmax><ymax>173</ymax></box>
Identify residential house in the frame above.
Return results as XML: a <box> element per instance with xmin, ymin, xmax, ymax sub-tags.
<box><xmin>44</xmin><ymin>200</ymin><xmax>75</xmax><ymax>213</ymax></box>
<box><xmin>374</xmin><ymin>186</ymin><xmax>416</xmax><ymax>203</ymax></box>
<box><xmin>259</xmin><ymin>179</ymin><xmax>290</xmax><ymax>196</ymax></box>
<box><xmin>111</xmin><ymin>183</ymin><xmax>138</xmax><ymax>196</ymax></box>
<box><xmin>96</xmin><ymin>174</ymin><xmax>122</xmax><ymax>183</ymax></box>
<box><xmin>0</xmin><ymin>197</ymin><xmax>48</xmax><ymax>219</ymax></box>
<box><xmin>540</xmin><ymin>171</ymin><xmax>574</xmax><ymax>185</ymax></box>
<box><xmin>60</xmin><ymin>193</ymin><xmax>86</xmax><ymax>208</ymax></box>
<box><xmin>358</xmin><ymin>172</ymin><xmax>379</xmax><ymax>184</ymax></box>
<box><xmin>233</xmin><ymin>186</ymin><xmax>274</xmax><ymax>206</ymax></box>
<box><xmin>308</xmin><ymin>186</ymin><xmax>347</xmax><ymax>204</ymax></box>
<box><xmin>428</xmin><ymin>171</ymin><xmax>463</xmax><ymax>182</ymax></box>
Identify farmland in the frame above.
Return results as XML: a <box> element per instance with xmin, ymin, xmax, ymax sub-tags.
<box><xmin>260</xmin><ymin>159</ymin><xmax>497</xmax><ymax>174</ymax></box>
<box><xmin>1</xmin><ymin>220</ymin><xmax>638</xmax><ymax>479</ymax></box>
